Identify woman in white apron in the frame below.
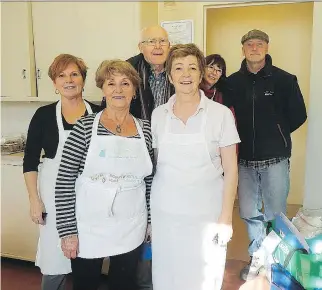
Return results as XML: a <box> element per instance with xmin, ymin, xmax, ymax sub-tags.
<box><xmin>54</xmin><ymin>60</ymin><xmax>153</xmax><ymax>290</ymax></box>
<box><xmin>24</xmin><ymin>54</ymin><xmax>100</xmax><ymax>290</ymax></box>
<box><xmin>150</xmin><ymin>44</ymin><xmax>240</xmax><ymax>290</ymax></box>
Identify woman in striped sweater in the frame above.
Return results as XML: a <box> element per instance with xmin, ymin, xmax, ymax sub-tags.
<box><xmin>55</xmin><ymin>60</ymin><xmax>153</xmax><ymax>290</ymax></box>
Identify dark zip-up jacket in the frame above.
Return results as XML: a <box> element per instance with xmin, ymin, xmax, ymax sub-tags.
<box><xmin>226</xmin><ymin>54</ymin><xmax>307</xmax><ymax>161</ymax></box>
<box><xmin>128</xmin><ymin>53</ymin><xmax>174</xmax><ymax>120</ymax></box>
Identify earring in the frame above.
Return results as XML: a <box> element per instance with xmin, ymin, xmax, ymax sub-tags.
<box><xmin>133</xmin><ymin>95</ymin><xmax>137</xmax><ymax>100</ymax></box>
<box><xmin>82</xmin><ymin>88</ymin><xmax>85</xmax><ymax>92</ymax></box>
<box><xmin>55</xmin><ymin>89</ymin><xmax>59</xmax><ymax>94</ymax></box>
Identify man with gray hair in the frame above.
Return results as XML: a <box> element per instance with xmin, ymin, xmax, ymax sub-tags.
<box><xmin>101</xmin><ymin>25</ymin><xmax>174</xmax><ymax>121</ymax></box>
<box><xmin>226</xmin><ymin>29</ymin><xmax>307</xmax><ymax>280</ymax></box>
<box><xmin>131</xmin><ymin>26</ymin><xmax>174</xmax><ymax>290</ymax></box>
<box><xmin>128</xmin><ymin>25</ymin><xmax>174</xmax><ymax>120</ymax></box>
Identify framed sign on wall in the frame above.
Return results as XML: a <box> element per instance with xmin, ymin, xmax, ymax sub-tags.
<box><xmin>161</xmin><ymin>19</ymin><xmax>194</xmax><ymax>45</ymax></box>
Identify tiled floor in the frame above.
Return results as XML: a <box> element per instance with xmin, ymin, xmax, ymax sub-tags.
<box><xmin>1</xmin><ymin>204</ymin><xmax>300</xmax><ymax>290</ymax></box>
<box><xmin>0</xmin><ymin>257</ymin><xmax>247</xmax><ymax>290</ymax></box>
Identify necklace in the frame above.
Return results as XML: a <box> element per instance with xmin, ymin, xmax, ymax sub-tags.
<box><xmin>110</xmin><ymin>112</ymin><xmax>128</xmax><ymax>134</ymax></box>
<box><xmin>116</xmin><ymin>124</ymin><xmax>122</xmax><ymax>133</ymax></box>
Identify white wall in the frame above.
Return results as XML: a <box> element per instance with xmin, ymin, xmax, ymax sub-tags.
<box><xmin>303</xmin><ymin>2</ymin><xmax>322</xmax><ymax>209</ymax></box>
<box><xmin>1</xmin><ymin>102</ymin><xmax>45</xmax><ymax>137</ymax></box>
<box><xmin>1</xmin><ymin>100</ymin><xmax>101</xmax><ymax>137</ymax></box>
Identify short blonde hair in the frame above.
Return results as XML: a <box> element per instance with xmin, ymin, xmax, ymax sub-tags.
<box><xmin>48</xmin><ymin>54</ymin><xmax>87</xmax><ymax>81</ymax></box>
<box><xmin>165</xmin><ymin>44</ymin><xmax>206</xmax><ymax>78</ymax></box>
<box><xmin>95</xmin><ymin>59</ymin><xmax>141</xmax><ymax>90</ymax></box>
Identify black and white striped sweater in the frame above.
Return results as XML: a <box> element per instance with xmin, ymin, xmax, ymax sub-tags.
<box><xmin>55</xmin><ymin>113</ymin><xmax>153</xmax><ymax>238</ymax></box>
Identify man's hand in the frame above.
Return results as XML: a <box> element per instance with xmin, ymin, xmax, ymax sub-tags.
<box><xmin>61</xmin><ymin>235</ymin><xmax>79</xmax><ymax>259</ymax></box>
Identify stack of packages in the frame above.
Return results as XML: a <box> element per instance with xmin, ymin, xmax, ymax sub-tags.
<box><xmin>247</xmin><ymin>208</ymin><xmax>322</xmax><ymax>290</ymax></box>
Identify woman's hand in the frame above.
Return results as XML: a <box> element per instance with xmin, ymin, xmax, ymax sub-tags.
<box><xmin>213</xmin><ymin>215</ymin><xmax>233</xmax><ymax>246</ymax></box>
<box><xmin>145</xmin><ymin>224</ymin><xmax>152</xmax><ymax>243</ymax></box>
<box><xmin>29</xmin><ymin>196</ymin><xmax>45</xmax><ymax>225</ymax></box>
<box><xmin>61</xmin><ymin>235</ymin><xmax>79</xmax><ymax>259</ymax></box>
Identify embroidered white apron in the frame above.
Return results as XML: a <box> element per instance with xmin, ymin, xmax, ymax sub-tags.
<box><xmin>75</xmin><ymin>111</ymin><xmax>152</xmax><ymax>258</ymax></box>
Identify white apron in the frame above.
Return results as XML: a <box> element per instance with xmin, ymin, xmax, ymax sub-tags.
<box><xmin>151</xmin><ymin>107</ymin><xmax>227</xmax><ymax>290</ymax></box>
<box><xmin>36</xmin><ymin>100</ymin><xmax>93</xmax><ymax>275</ymax></box>
<box><xmin>75</xmin><ymin>111</ymin><xmax>152</xmax><ymax>258</ymax></box>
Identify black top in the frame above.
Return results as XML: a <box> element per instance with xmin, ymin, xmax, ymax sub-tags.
<box><xmin>226</xmin><ymin>54</ymin><xmax>307</xmax><ymax>161</ymax></box>
<box><xmin>23</xmin><ymin>101</ymin><xmax>101</xmax><ymax>173</ymax></box>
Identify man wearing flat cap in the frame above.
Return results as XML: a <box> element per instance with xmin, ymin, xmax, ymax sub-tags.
<box><xmin>226</xmin><ymin>29</ymin><xmax>307</xmax><ymax>280</ymax></box>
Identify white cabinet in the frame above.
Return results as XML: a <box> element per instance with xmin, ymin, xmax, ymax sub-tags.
<box><xmin>1</xmin><ymin>2</ymin><xmax>142</xmax><ymax>102</ymax></box>
<box><xmin>0</xmin><ymin>2</ymin><xmax>37</xmax><ymax>101</ymax></box>
<box><xmin>31</xmin><ymin>2</ymin><xmax>141</xmax><ymax>102</ymax></box>
<box><xmin>1</xmin><ymin>164</ymin><xmax>39</xmax><ymax>261</ymax></box>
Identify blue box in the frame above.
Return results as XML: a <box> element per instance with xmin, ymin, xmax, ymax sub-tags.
<box><xmin>141</xmin><ymin>242</ymin><xmax>152</xmax><ymax>261</ymax></box>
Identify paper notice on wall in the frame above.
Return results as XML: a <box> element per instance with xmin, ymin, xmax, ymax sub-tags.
<box><xmin>161</xmin><ymin>20</ymin><xmax>194</xmax><ymax>45</ymax></box>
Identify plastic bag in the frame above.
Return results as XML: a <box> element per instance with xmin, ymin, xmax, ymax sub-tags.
<box><xmin>292</xmin><ymin>207</ymin><xmax>322</xmax><ymax>239</ymax></box>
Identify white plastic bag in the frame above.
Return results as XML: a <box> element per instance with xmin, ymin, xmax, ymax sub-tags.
<box><xmin>292</xmin><ymin>207</ymin><xmax>322</xmax><ymax>239</ymax></box>
<box><xmin>247</xmin><ymin>230</ymin><xmax>281</xmax><ymax>282</ymax></box>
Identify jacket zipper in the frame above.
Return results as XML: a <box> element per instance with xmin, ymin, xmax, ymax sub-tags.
<box><xmin>252</xmin><ymin>81</ymin><xmax>256</xmax><ymax>158</ymax></box>
<box><xmin>277</xmin><ymin>124</ymin><xmax>287</xmax><ymax>147</ymax></box>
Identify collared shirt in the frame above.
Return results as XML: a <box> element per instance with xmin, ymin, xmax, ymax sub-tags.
<box><xmin>151</xmin><ymin>90</ymin><xmax>240</xmax><ymax>164</ymax></box>
<box><xmin>148</xmin><ymin>69</ymin><xmax>167</xmax><ymax>109</ymax></box>
<box><xmin>239</xmin><ymin>157</ymin><xmax>288</xmax><ymax>170</ymax></box>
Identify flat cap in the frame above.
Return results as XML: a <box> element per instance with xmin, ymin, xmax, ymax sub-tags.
<box><xmin>241</xmin><ymin>29</ymin><xmax>269</xmax><ymax>44</ymax></box>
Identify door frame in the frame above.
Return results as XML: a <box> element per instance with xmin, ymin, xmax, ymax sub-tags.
<box><xmin>202</xmin><ymin>0</ymin><xmax>309</xmax><ymax>55</ymax></box>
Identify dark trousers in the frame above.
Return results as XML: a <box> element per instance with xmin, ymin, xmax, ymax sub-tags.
<box><xmin>71</xmin><ymin>246</ymin><xmax>141</xmax><ymax>290</ymax></box>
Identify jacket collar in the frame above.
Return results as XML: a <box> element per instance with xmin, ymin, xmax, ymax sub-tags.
<box><xmin>239</xmin><ymin>54</ymin><xmax>273</xmax><ymax>77</ymax></box>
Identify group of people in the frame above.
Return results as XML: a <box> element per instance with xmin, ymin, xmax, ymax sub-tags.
<box><xmin>23</xmin><ymin>25</ymin><xmax>307</xmax><ymax>290</ymax></box>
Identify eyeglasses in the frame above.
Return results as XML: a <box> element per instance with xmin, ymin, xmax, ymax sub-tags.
<box><xmin>206</xmin><ymin>65</ymin><xmax>222</xmax><ymax>74</ymax></box>
<box><xmin>141</xmin><ymin>38</ymin><xmax>169</xmax><ymax>47</ymax></box>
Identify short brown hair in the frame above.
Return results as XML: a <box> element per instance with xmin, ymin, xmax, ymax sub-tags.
<box><xmin>95</xmin><ymin>59</ymin><xmax>141</xmax><ymax>90</ymax></box>
<box><xmin>165</xmin><ymin>43</ymin><xmax>206</xmax><ymax>78</ymax></box>
<box><xmin>48</xmin><ymin>54</ymin><xmax>88</xmax><ymax>81</ymax></box>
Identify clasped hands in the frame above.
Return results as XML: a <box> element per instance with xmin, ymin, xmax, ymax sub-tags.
<box><xmin>61</xmin><ymin>235</ymin><xmax>79</xmax><ymax>259</ymax></box>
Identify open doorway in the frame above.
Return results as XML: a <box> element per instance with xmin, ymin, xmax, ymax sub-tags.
<box><xmin>205</xmin><ymin>2</ymin><xmax>313</xmax><ymax>205</ymax></box>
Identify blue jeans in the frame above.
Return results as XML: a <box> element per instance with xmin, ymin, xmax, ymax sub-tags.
<box><xmin>238</xmin><ymin>159</ymin><xmax>290</xmax><ymax>256</ymax></box>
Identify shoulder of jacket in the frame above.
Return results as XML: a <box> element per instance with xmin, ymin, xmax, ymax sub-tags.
<box><xmin>127</xmin><ymin>53</ymin><xmax>144</xmax><ymax>68</ymax></box>
<box><xmin>271</xmin><ymin>67</ymin><xmax>298</xmax><ymax>86</ymax></box>
<box><xmin>227</xmin><ymin>71</ymin><xmax>242</xmax><ymax>81</ymax></box>
<box><xmin>272</xmin><ymin>66</ymin><xmax>296</xmax><ymax>79</ymax></box>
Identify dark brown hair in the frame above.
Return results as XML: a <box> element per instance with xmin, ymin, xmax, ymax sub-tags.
<box><xmin>205</xmin><ymin>54</ymin><xmax>227</xmax><ymax>78</ymax></box>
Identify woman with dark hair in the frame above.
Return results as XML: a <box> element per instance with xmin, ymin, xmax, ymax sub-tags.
<box><xmin>200</xmin><ymin>54</ymin><xmax>228</xmax><ymax>105</ymax></box>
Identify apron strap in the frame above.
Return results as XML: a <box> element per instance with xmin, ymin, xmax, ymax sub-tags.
<box><xmin>84</xmin><ymin>100</ymin><xmax>93</xmax><ymax>114</ymax></box>
<box><xmin>133</xmin><ymin>117</ymin><xmax>145</xmax><ymax>140</ymax></box>
<box><xmin>56</xmin><ymin>101</ymin><xmax>65</xmax><ymax>149</ymax></box>
<box><xmin>91</xmin><ymin>111</ymin><xmax>103</xmax><ymax>139</ymax></box>
<box><xmin>56</xmin><ymin>99</ymin><xmax>95</xmax><ymax>148</ymax></box>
